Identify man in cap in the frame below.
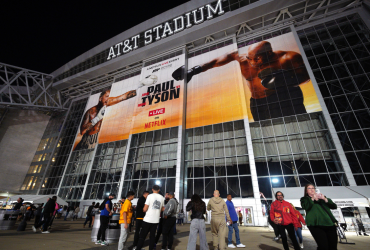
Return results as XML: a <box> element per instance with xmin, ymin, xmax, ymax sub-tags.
<box><xmin>96</xmin><ymin>193</ymin><xmax>115</xmax><ymax>246</ymax></box>
<box><xmin>162</xmin><ymin>191</ymin><xmax>178</xmax><ymax>250</ymax></box>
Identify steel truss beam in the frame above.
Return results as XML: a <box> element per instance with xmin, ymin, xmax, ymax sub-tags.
<box><xmin>0</xmin><ymin>62</ymin><xmax>67</xmax><ymax>110</ymax></box>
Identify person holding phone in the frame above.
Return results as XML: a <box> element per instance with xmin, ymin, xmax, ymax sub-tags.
<box><xmin>301</xmin><ymin>184</ymin><xmax>338</xmax><ymax>250</ymax></box>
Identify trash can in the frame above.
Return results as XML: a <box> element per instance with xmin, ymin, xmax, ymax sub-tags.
<box><xmin>91</xmin><ymin>213</ymin><xmax>120</xmax><ymax>243</ymax></box>
<box><xmin>0</xmin><ymin>210</ymin><xmax>18</xmax><ymax>230</ymax></box>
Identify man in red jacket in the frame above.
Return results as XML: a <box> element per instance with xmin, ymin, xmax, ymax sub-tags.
<box><xmin>270</xmin><ymin>191</ymin><xmax>300</xmax><ymax>250</ymax></box>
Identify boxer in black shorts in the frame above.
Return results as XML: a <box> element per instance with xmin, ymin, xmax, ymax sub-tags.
<box><xmin>172</xmin><ymin>41</ymin><xmax>310</xmax><ymax>121</ymax></box>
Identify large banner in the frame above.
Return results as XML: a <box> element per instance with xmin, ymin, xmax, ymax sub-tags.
<box><xmin>238</xmin><ymin>32</ymin><xmax>321</xmax><ymax>122</ymax></box>
<box><xmin>186</xmin><ymin>32</ymin><xmax>322</xmax><ymax>126</ymax></box>
<box><xmin>186</xmin><ymin>43</ymin><xmax>247</xmax><ymax>128</ymax></box>
<box><xmin>72</xmin><ymin>54</ymin><xmax>186</xmax><ymax>149</ymax></box>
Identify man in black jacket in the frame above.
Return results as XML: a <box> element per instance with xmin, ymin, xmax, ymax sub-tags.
<box><xmin>132</xmin><ymin>190</ymin><xmax>149</xmax><ymax>249</ymax></box>
<box><xmin>33</xmin><ymin>196</ymin><xmax>57</xmax><ymax>233</ymax></box>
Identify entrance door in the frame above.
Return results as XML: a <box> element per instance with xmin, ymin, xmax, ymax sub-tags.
<box><xmin>243</xmin><ymin>207</ymin><xmax>254</xmax><ymax>226</ymax></box>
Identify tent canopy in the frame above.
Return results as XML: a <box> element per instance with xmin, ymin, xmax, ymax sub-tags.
<box><xmin>0</xmin><ymin>195</ymin><xmax>68</xmax><ymax>206</ymax></box>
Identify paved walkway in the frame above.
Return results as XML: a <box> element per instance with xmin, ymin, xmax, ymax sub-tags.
<box><xmin>1</xmin><ymin>219</ymin><xmax>369</xmax><ymax>249</ymax></box>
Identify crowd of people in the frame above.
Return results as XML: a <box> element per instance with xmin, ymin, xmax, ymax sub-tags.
<box><xmin>8</xmin><ymin>182</ymin><xmax>369</xmax><ymax>249</ymax></box>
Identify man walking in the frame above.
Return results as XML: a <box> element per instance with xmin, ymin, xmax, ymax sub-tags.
<box><xmin>270</xmin><ymin>191</ymin><xmax>300</xmax><ymax>250</ymax></box>
<box><xmin>118</xmin><ymin>191</ymin><xmax>135</xmax><ymax>250</ymax></box>
<box><xmin>96</xmin><ymin>193</ymin><xmax>115</xmax><ymax>246</ymax></box>
<box><xmin>84</xmin><ymin>202</ymin><xmax>95</xmax><ymax>228</ymax></box>
<box><xmin>162</xmin><ymin>192</ymin><xmax>178</xmax><ymax>250</ymax></box>
<box><xmin>32</xmin><ymin>196</ymin><xmax>57</xmax><ymax>233</ymax></box>
<box><xmin>226</xmin><ymin>194</ymin><xmax>245</xmax><ymax>248</ymax></box>
<box><xmin>133</xmin><ymin>190</ymin><xmax>149</xmax><ymax>249</ymax></box>
<box><xmin>207</xmin><ymin>190</ymin><xmax>232</xmax><ymax>250</ymax></box>
<box><xmin>136</xmin><ymin>185</ymin><xmax>165</xmax><ymax>250</ymax></box>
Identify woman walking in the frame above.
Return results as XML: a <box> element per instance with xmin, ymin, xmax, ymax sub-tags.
<box><xmin>291</xmin><ymin>204</ymin><xmax>306</xmax><ymax>249</ymax></box>
<box><xmin>186</xmin><ymin>194</ymin><xmax>209</xmax><ymax>250</ymax></box>
<box><xmin>301</xmin><ymin>184</ymin><xmax>338</xmax><ymax>250</ymax></box>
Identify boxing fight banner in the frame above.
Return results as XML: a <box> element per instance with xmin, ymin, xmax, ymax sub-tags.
<box><xmin>186</xmin><ymin>32</ymin><xmax>322</xmax><ymax>127</ymax></box>
<box><xmin>186</xmin><ymin>43</ymin><xmax>248</xmax><ymax>128</ymax></box>
<box><xmin>73</xmin><ymin>89</ymin><xmax>112</xmax><ymax>150</ymax></box>
<box><xmin>238</xmin><ymin>32</ymin><xmax>322</xmax><ymax>122</ymax></box>
<box><xmin>95</xmin><ymin>54</ymin><xmax>185</xmax><ymax>145</ymax></box>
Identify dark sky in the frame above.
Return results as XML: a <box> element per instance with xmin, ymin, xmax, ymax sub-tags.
<box><xmin>0</xmin><ymin>1</ymin><xmax>189</xmax><ymax>74</ymax></box>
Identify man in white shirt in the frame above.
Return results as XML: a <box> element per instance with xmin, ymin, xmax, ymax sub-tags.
<box><xmin>135</xmin><ymin>185</ymin><xmax>164</xmax><ymax>250</ymax></box>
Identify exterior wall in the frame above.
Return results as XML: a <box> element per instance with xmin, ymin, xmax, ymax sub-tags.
<box><xmin>17</xmin><ymin>5</ymin><xmax>370</xmax><ymax>226</ymax></box>
<box><xmin>0</xmin><ymin>109</ymin><xmax>50</xmax><ymax>193</ymax></box>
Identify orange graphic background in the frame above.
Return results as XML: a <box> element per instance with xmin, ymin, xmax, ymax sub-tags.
<box><xmin>187</xmin><ymin>44</ymin><xmax>247</xmax><ymax>129</ymax></box>
<box><xmin>98</xmin><ymin>75</ymin><xmax>140</xmax><ymax>143</ymax></box>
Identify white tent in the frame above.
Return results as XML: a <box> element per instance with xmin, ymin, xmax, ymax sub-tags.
<box><xmin>0</xmin><ymin>195</ymin><xmax>68</xmax><ymax>206</ymax></box>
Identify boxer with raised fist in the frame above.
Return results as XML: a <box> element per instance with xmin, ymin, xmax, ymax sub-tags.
<box><xmin>75</xmin><ymin>88</ymin><xmax>136</xmax><ymax>150</ymax></box>
<box><xmin>174</xmin><ymin>40</ymin><xmax>310</xmax><ymax>121</ymax></box>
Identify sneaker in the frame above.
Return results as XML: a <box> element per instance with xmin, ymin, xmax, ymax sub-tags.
<box><xmin>101</xmin><ymin>241</ymin><xmax>109</xmax><ymax>246</ymax></box>
<box><xmin>32</xmin><ymin>226</ymin><xmax>36</xmax><ymax>233</ymax></box>
<box><xmin>236</xmin><ymin>244</ymin><xmax>246</xmax><ymax>248</ymax></box>
<box><xmin>300</xmin><ymin>242</ymin><xmax>304</xmax><ymax>248</ymax></box>
<box><xmin>228</xmin><ymin>244</ymin><xmax>236</xmax><ymax>248</ymax></box>
<box><xmin>273</xmin><ymin>237</ymin><xmax>279</xmax><ymax>241</ymax></box>
<box><xmin>364</xmin><ymin>233</ymin><xmax>369</xmax><ymax>236</ymax></box>
<box><xmin>95</xmin><ymin>240</ymin><xmax>102</xmax><ymax>245</ymax></box>
<box><xmin>42</xmin><ymin>231</ymin><xmax>50</xmax><ymax>234</ymax></box>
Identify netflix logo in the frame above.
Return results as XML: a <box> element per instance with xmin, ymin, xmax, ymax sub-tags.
<box><xmin>149</xmin><ymin>108</ymin><xmax>165</xmax><ymax>117</ymax></box>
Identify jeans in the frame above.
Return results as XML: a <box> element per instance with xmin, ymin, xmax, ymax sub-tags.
<box><xmin>308</xmin><ymin>225</ymin><xmax>337</xmax><ymax>250</ymax></box>
<box><xmin>136</xmin><ymin>221</ymin><xmax>158</xmax><ymax>250</ymax></box>
<box><xmin>278</xmin><ymin>224</ymin><xmax>300</xmax><ymax>250</ymax></box>
<box><xmin>177</xmin><ymin>218</ymin><xmax>183</xmax><ymax>224</ymax></box>
<box><xmin>228</xmin><ymin>222</ymin><xmax>241</xmax><ymax>245</ymax></box>
<box><xmin>162</xmin><ymin>217</ymin><xmax>176</xmax><ymax>249</ymax></box>
<box><xmin>118</xmin><ymin>224</ymin><xmax>129</xmax><ymax>250</ymax></box>
<box><xmin>133</xmin><ymin>219</ymin><xmax>143</xmax><ymax>247</ymax></box>
<box><xmin>84</xmin><ymin>216</ymin><xmax>92</xmax><ymax>227</ymax></box>
<box><xmin>295</xmin><ymin>227</ymin><xmax>303</xmax><ymax>244</ymax></box>
<box><xmin>187</xmin><ymin>219</ymin><xmax>208</xmax><ymax>250</ymax></box>
<box><xmin>97</xmin><ymin>215</ymin><xmax>109</xmax><ymax>242</ymax></box>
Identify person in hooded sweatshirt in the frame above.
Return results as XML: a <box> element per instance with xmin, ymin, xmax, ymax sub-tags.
<box><xmin>207</xmin><ymin>190</ymin><xmax>232</xmax><ymax>250</ymax></box>
<box><xmin>270</xmin><ymin>191</ymin><xmax>300</xmax><ymax>250</ymax></box>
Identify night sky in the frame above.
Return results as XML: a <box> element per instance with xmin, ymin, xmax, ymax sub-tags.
<box><xmin>1</xmin><ymin>1</ymin><xmax>189</xmax><ymax>74</ymax></box>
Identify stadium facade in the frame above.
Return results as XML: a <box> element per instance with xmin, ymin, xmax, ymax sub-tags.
<box><xmin>12</xmin><ymin>0</ymin><xmax>370</xmax><ymax>226</ymax></box>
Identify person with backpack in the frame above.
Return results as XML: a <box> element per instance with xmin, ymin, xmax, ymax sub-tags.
<box><xmin>95</xmin><ymin>193</ymin><xmax>115</xmax><ymax>246</ymax></box>
<box><xmin>84</xmin><ymin>202</ymin><xmax>95</xmax><ymax>228</ymax></box>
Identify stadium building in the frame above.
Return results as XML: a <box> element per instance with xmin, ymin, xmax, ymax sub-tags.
<box><xmin>1</xmin><ymin>0</ymin><xmax>370</xmax><ymax>227</ymax></box>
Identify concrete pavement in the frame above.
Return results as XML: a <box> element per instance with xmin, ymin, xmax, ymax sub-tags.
<box><xmin>1</xmin><ymin>219</ymin><xmax>369</xmax><ymax>249</ymax></box>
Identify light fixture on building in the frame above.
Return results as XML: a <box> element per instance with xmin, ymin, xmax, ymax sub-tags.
<box><xmin>272</xmin><ymin>178</ymin><xmax>279</xmax><ymax>183</ymax></box>
<box><xmin>155</xmin><ymin>180</ymin><xmax>161</xmax><ymax>185</ymax></box>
